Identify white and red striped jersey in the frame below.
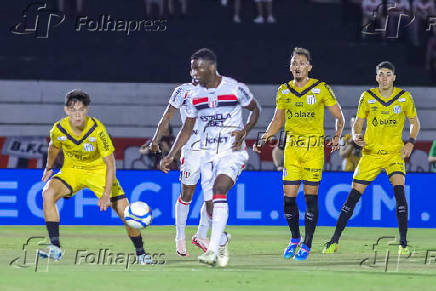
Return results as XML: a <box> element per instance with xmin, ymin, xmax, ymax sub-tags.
<box><xmin>186</xmin><ymin>76</ymin><xmax>253</xmax><ymax>154</ymax></box>
<box><xmin>168</xmin><ymin>83</ymin><xmax>200</xmax><ymax>151</ymax></box>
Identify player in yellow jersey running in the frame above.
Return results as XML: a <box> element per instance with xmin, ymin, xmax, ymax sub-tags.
<box><xmin>254</xmin><ymin>47</ymin><xmax>345</xmax><ymax>261</ymax></box>
<box><xmin>323</xmin><ymin>61</ymin><xmax>421</xmax><ymax>255</ymax></box>
<box><xmin>38</xmin><ymin>90</ymin><xmax>152</xmax><ymax>264</ymax></box>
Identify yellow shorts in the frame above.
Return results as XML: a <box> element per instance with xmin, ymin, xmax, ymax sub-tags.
<box><xmin>51</xmin><ymin>167</ymin><xmax>125</xmax><ymax>202</ymax></box>
<box><xmin>283</xmin><ymin>146</ymin><xmax>324</xmax><ymax>185</ymax></box>
<box><xmin>353</xmin><ymin>152</ymin><xmax>406</xmax><ymax>185</ymax></box>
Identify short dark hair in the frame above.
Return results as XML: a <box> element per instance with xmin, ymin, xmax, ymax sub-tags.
<box><xmin>292</xmin><ymin>47</ymin><xmax>311</xmax><ymax>63</ymax></box>
<box><xmin>65</xmin><ymin>89</ymin><xmax>91</xmax><ymax>106</ymax></box>
<box><xmin>376</xmin><ymin>61</ymin><xmax>395</xmax><ymax>74</ymax></box>
<box><xmin>191</xmin><ymin>48</ymin><xmax>217</xmax><ymax>65</ymax></box>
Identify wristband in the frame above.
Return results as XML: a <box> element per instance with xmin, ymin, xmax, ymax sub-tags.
<box><xmin>406</xmin><ymin>138</ymin><xmax>416</xmax><ymax>145</ymax></box>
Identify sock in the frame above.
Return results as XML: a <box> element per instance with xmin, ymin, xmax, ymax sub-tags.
<box><xmin>129</xmin><ymin>235</ymin><xmax>145</xmax><ymax>256</ymax></box>
<box><xmin>208</xmin><ymin>194</ymin><xmax>228</xmax><ymax>254</ymax></box>
<box><xmin>219</xmin><ymin>232</ymin><xmax>228</xmax><ymax>246</ymax></box>
<box><xmin>303</xmin><ymin>195</ymin><xmax>319</xmax><ymax>249</ymax></box>
<box><xmin>175</xmin><ymin>196</ymin><xmax>191</xmax><ymax>240</ymax></box>
<box><xmin>46</xmin><ymin>221</ymin><xmax>60</xmax><ymax>247</ymax></box>
<box><xmin>284</xmin><ymin>196</ymin><xmax>301</xmax><ymax>239</ymax></box>
<box><xmin>331</xmin><ymin>189</ymin><xmax>362</xmax><ymax>243</ymax></box>
<box><xmin>393</xmin><ymin>185</ymin><xmax>408</xmax><ymax>247</ymax></box>
<box><xmin>196</xmin><ymin>202</ymin><xmax>211</xmax><ymax>239</ymax></box>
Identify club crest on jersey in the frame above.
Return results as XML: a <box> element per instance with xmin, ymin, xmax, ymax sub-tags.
<box><xmin>393</xmin><ymin>106</ymin><xmax>402</xmax><ymax>114</ymax></box>
<box><xmin>368</xmin><ymin>99</ymin><xmax>376</xmax><ymax>104</ymax></box>
<box><xmin>57</xmin><ymin>136</ymin><xmax>67</xmax><ymax>141</ymax></box>
<box><xmin>281</xmin><ymin>89</ymin><xmax>290</xmax><ymax>94</ymax></box>
<box><xmin>89</xmin><ymin>137</ymin><xmax>96</xmax><ymax>142</ymax></box>
<box><xmin>306</xmin><ymin>95</ymin><xmax>316</xmax><ymax>105</ymax></box>
<box><xmin>311</xmin><ymin>88</ymin><xmax>320</xmax><ymax>94</ymax></box>
<box><xmin>208</xmin><ymin>100</ymin><xmax>217</xmax><ymax>108</ymax></box>
<box><xmin>83</xmin><ymin>143</ymin><xmax>95</xmax><ymax>152</ymax></box>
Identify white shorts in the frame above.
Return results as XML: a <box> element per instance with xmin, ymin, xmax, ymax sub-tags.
<box><xmin>201</xmin><ymin>150</ymin><xmax>248</xmax><ymax>197</ymax></box>
<box><xmin>179</xmin><ymin>149</ymin><xmax>212</xmax><ymax>201</ymax></box>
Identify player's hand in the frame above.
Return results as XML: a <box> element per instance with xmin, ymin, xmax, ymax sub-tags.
<box><xmin>401</xmin><ymin>142</ymin><xmax>414</xmax><ymax>159</ymax></box>
<box><xmin>139</xmin><ymin>140</ymin><xmax>160</xmax><ymax>154</ymax></box>
<box><xmin>42</xmin><ymin>168</ymin><xmax>53</xmax><ymax>182</ymax></box>
<box><xmin>353</xmin><ymin>133</ymin><xmax>365</xmax><ymax>147</ymax></box>
<box><xmin>231</xmin><ymin>129</ymin><xmax>247</xmax><ymax>151</ymax></box>
<box><xmin>160</xmin><ymin>155</ymin><xmax>174</xmax><ymax>174</ymax></box>
<box><xmin>328</xmin><ymin>136</ymin><xmax>341</xmax><ymax>152</ymax></box>
<box><xmin>98</xmin><ymin>194</ymin><xmax>111</xmax><ymax>211</ymax></box>
<box><xmin>253</xmin><ymin>136</ymin><xmax>266</xmax><ymax>153</ymax></box>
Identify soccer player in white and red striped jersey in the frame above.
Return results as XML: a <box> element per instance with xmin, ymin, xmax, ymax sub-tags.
<box><xmin>160</xmin><ymin>48</ymin><xmax>261</xmax><ymax>267</ymax></box>
<box><xmin>140</xmin><ymin>76</ymin><xmax>212</xmax><ymax>257</ymax></box>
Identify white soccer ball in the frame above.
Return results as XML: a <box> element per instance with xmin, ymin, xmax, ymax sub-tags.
<box><xmin>124</xmin><ymin>201</ymin><xmax>152</xmax><ymax>229</ymax></box>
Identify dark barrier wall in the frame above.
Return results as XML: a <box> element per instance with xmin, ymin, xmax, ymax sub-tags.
<box><xmin>0</xmin><ymin>169</ymin><xmax>434</xmax><ymax>227</ymax></box>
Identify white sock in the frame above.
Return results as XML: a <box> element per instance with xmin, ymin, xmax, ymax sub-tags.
<box><xmin>196</xmin><ymin>202</ymin><xmax>211</xmax><ymax>239</ymax></box>
<box><xmin>219</xmin><ymin>232</ymin><xmax>228</xmax><ymax>246</ymax></box>
<box><xmin>208</xmin><ymin>196</ymin><xmax>228</xmax><ymax>254</ymax></box>
<box><xmin>175</xmin><ymin>197</ymin><xmax>190</xmax><ymax>241</ymax></box>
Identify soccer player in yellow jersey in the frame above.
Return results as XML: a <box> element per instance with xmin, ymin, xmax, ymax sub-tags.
<box><xmin>38</xmin><ymin>90</ymin><xmax>151</xmax><ymax>264</ymax></box>
<box><xmin>254</xmin><ymin>47</ymin><xmax>345</xmax><ymax>261</ymax></box>
<box><xmin>323</xmin><ymin>61</ymin><xmax>421</xmax><ymax>255</ymax></box>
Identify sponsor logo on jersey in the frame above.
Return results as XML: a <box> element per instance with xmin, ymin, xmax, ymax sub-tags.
<box><xmin>89</xmin><ymin>137</ymin><xmax>96</xmax><ymax>142</ymax></box>
<box><xmin>200</xmin><ymin>113</ymin><xmax>231</xmax><ymax>127</ymax></box>
<box><xmin>371</xmin><ymin>106</ymin><xmax>378</xmax><ymax>111</ymax></box>
<box><xmin>399</xmin><ymin>98</ymin><xmax>406</xmax><ymax>102</ymax></box>
<box><xmin>312</xmin><ymin>88</ymin><xmax>320</xmax><ymax>94</ymax></box>
<box><xmin>286</xmin><ymin>110</ymin><xmax>315</xmax><ymax>118</ymax></box>
<box><xmin>393</xmin><ymin>106</ymin><xmax>402</xmax><ymax>114</ymax></box>
<box><xmin>99</xmin><ymin>131</ymin><xmax>110</xmax><ymax>151</ymax></box>
<box><xmin>307</xmin><ymin>95</ymin><xmax>316</xmax><ymax>105</ymax></box>
<box><xmin>295</xmin><ymin>102</ymin><xmax>304</xmax><ymax>107</ymax></box>
<box><xmin>372</xmin><ymin>117</ymin><xmax>397</xmax><ymax>127</ymax></box>
<box><xmin>368</xmin><ymin>99</ymin><xmax>376</xmax><ymax>104</ymax></box>
<box><xmin>57</xmin><ymin>136</ymin><xmax>67</xmax><ymax>141</ymax></box>
<box><xmin>83</xmin><ymin>143</ymin><xmax>95</xmax><ymax>152</ymax></box>
<box><xmin>281</xmin><ymin>89</ymin><xmax>290</xmax><ymax>94</ymax></box>
<box><xmin>381</xmin><ymin>110</ymin><xmax>389</xmax><ymax>115</ymax></box>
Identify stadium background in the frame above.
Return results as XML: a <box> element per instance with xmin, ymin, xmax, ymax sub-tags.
<box><xmin>0</xmin><ymin>0</ymin><xmax>435</xmax><ymax>228</ymax></box>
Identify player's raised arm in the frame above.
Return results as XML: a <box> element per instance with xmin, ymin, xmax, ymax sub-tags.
<box><xmin>233</xmin><ymin>98</ymin><xmax>261</xmax><ymax>151</ymax></box>
<box><xmin>160</xmin><ymin>117</ymin><xmax>196</xmax><ymax>173</ymax></box>
<box><xmin>98</xmin><ymin>153</ymin><xmax>116</xmax><ymax>211</ymax></box>
<box><xmin>253</xmin><ymin>108</ymin><xmax>284</xmax><ymax>153</ymax></box>
<box><xmin>327</xmin><ymin>103</ymin><xmax>345</xmax><ymax>152</ymax></box>
<box><xmin>140</xmin><ymin>104</ymin><xmax>178</xmax><ymax>154</ymax></box>
<box><xmin>42</xmin><ymin>141</ymin><xmax>61</xmax><ymax>182</ymax></box>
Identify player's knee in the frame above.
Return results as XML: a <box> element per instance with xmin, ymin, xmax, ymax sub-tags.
<box><xmin>180</xmin><ymin>185</ymin><xmax>195</xmax><ymax>202</ymax></box>
<box><xmin>213</xmin><ymin>183</ymin><xmax>228</xmax><ymax>195</ymax></box>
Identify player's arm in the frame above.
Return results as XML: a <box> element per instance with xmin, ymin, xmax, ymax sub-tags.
<box><xmin>327</xmin><ymin>103</ymin><xmax>345</xmax><ymax>152</ymax></box>
<box><xmin>140</xmin><ymin>104</ymin><xmax>177</xmax><ymax>154</ymax></box>
<box><xmin>98</xmin><ymin>153</ymin><xmax>116</xmax><ymax>211</ymax></box>
<box><xmin>401</xmin><ymin>115</ymin><xmax>421</xmax><ymax>159</ymax></box>
<box><xmin>42</xmin><ymin>141</ymin><xmax>61</xmax><ymax>182</ymax></box>
<box><xmin>232</xmin><ymin>98</ymin><xmax>261</xmax><ymax>151</ymax></box>
<box><xmin>253</xmin><ymin>108</ymin><xmax>285</xmax><ymax>153</ymax></box>
<box><xmin>352</xmin><ymin>118</ymin><xmax>366</xmax><ymax>147</ymax></box>
<box><xmin>160</xmin><ymin>117</ymin><xmax>196</xmax><ymax>174</ymax></box>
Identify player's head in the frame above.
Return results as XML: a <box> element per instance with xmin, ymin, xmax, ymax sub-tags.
<box><xmin>290</xmin><ymin>47</ymin><xmax>312</xmax><ymax>81</ymax></box>
<box><xmin>191</xmin><ymin>48</ymin><xmax>217</xmax><ymax>86</ymax></box>
<box><xmin>376</xmin><ymin>61</ymin><xmax>396</xmax><ymax>90</ymax></box>
<box><xmin>64</xmin><ymin>89</ymin><xmax>90</xmax><ymax>127</ymax></box>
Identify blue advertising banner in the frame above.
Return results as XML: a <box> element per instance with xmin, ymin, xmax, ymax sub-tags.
<box><xmin>0</xmin><ymin>169</ymin><xmax>434</xmax><ymax>227</ymax></box>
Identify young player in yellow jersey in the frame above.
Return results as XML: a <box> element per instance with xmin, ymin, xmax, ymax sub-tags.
<box><xmin>254</xmin><ymin>47</ymin><xmax>345</xmax><ymax>261</ymax></box>
<box><xmin>323</xmin><ymin>61</ymin><xmax>421</xmax><ymax>255</ymax></box>
<box><xmin>38</xmin><ymin>90</ymin><xmax>151</xmax><ymax>264</ymax></box>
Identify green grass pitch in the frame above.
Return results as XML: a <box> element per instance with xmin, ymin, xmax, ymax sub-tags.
<box><xmin>1</xmin><ymin>226</ymin><xmax>435</xmax><ymax>290</ymax></box>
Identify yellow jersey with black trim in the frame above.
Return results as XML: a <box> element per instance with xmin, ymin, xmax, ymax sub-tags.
<box><xmin>276</xmin><ymin>78</ymin><xmax>337</xmax><ymax>147</ymax></box>
<box><xmin>49</xmin><ymin>117</ymin><xmax>114</xmax><ymax>170</ymax></box>
<box><xmin>356</xmin><ymin>87</ymin><xmax>417</xmax><ymax>154</ymax></box>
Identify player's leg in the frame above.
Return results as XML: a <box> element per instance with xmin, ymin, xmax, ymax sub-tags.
<box><xmin>110</xmin><ymin>196</ymin><xmax>151</xmax><ymax>264</ymax></box>
<box><xmin>39</xmin><ymin>176</ymin><xmax>73</xmax><ymax>260</ymax></box>
<box><xmin>324</xmin><ymin>155</ymin><xmax>380</xmax><ymax>253</ymax></box>
<box><xmin>387</xmin><ymin>157</ymin><xmax>408</xmax><ymax>254</ymax></box>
